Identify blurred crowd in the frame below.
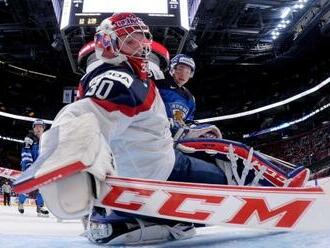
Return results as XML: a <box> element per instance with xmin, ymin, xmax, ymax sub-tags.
<box><xmin>258</xmin><ymin>123</ymin><xmax>330</xmax><ymax>173</ymax></box>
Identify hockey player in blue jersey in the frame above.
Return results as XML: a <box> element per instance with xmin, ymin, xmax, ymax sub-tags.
<box><xmin>156</xmin><ymin>54</ymin><xmax>196</xmax><ymax>132</ymax></box>
<box><xmin>152</xmin><ymin>48</ymin><xmax>223</xmax><ymax>140</ymax></box>
<box><xmin>18</xmin><ymin>119</ymin><xmax>49</xmax><ymax>216</ymax></box>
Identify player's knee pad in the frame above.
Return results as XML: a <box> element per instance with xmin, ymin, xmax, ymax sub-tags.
<box><xmin>40</xmin><ymin>172</ymin><xmax>97</xmax><ymax>219</ymax></box>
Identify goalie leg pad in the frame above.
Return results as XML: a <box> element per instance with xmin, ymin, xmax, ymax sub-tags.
<box><xmin>40</xmin><ymin>172</ymin><xmax>95</xmax><ymax>219</ymax></box>
<box><xmin>177</xmin><ymin>140</ymin><xmax>310</xmax><ymax>187</ymax></box>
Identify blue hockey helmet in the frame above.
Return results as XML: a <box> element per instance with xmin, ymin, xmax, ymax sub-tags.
<box><xmin>170</xmin><ymin>54</ymin><xmax>195</xmax><ymax>77</ymax></box>
<box><xmin>32</xmin><ymin>119</ymin><xmax>45</xmax><ymax>128</ymax></box>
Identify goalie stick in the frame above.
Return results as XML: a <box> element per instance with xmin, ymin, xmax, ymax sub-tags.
<box><xmin>13</xmin><ymin>162</ymin><xmax>330</xmax><ymax>232</ymax></box>
<box><xmin>97</xmin><ymin>175</ymin><xmax>330</xmax><ymax>232</ymax></box>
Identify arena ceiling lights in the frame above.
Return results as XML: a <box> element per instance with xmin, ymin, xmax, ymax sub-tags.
<box><xmin>197</xmin><ymin>76</ymin><xmax>330</xmax><ymax>123</ymax></box>
<box><xmin>271</xmin><ymin>0</ymin><xmax>309</xmax><ymax>40</ymax></box>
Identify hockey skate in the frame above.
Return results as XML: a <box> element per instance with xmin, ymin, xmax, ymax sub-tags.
<box><xmin>87</xmin><ymin>212</ymin><xmax>196</xmax><ymax>245</ymax></box>
<box><xmin>37</xmin><ymin>206</ymin><xmax>49</xmax><ymax>217</ymax></box>
<box><xmin>18</xmin><ymin>203</ymin><xmax>24</xmax><ymax>214</ymax></box>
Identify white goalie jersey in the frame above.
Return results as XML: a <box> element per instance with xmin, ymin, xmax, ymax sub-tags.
<box><xmin>52</xmin><ymin>61</ymin><xmax>175</xmax><ymax>181</ymax></box>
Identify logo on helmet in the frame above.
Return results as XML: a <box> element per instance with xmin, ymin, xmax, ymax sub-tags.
<box><xmin>115</xmin><ymin>15</ymin><xmax>145</xmax><ymax>29</ymax></box>
<box><xmin>32</xmin><ymin>119</ymin><xmax>45</xmax><ymax>128</ymax></box>
<box><xmin>178</xmin><ymin>57</ymin><xmax>195</xmax><ymax>70</ymax></box>
<box><xmin>101</xmin><ymin>33</ymin><xmax>112</xmax><ymax>48</ymax></box>
<box><xmin>170</xmin><ymin>54</ymin><xmax>196</xmax><ymax>78</ymax></box>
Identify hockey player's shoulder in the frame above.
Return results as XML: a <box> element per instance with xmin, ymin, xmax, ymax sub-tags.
<box><xmin>101</xmin><ymin>69</ymin><xmax>134</xmax><ymax>88</ymax></box>
<box><xmin>93</xmin><ymin>64</ymin><xmax>136</xmax><ymax>88</ymax></box>
<box><xmin>81</xmin><ymin>63</ymin><xmax>136</xmax><ymax>90</ymax></box>
<box><xmin>182</xmin><ymin>86</ymin><xmax>195</xmax><ymax>101</ymax></box>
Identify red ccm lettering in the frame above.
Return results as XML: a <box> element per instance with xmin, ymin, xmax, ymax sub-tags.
<box><xmin>102</xmin><ymin>185</ymin><xmax>155</xmax><ymax>210</ymax></box>
<box><xmin>159</xmin><ymin>192</ymin><xmax>226</xmax><ymax>220</ymax></box>
<box><xmin>102</xmin><ymin>184</ymin><xmax>314</xmax><ymax>229</ymax></box>
<box><xmin>227</xmin><ymin>197</ymin><xmax>313</xmax><ymax>228</ymax></box>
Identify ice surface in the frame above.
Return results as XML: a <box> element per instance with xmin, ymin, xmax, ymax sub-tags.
<box><xmin>0</xmin><ymin>205</ymin><xmax>329</xmax><ymax>248</ymax></box>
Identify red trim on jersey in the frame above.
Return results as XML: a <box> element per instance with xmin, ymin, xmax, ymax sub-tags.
<box><xmin>92</xmin><ymin>80</ymin><xmax>156</xmax><ymax>117</ymax></box>
<box><xmin>77</xmin><ymin>83</ymin><xmax>84</xmax><ymax>101</ymax></box>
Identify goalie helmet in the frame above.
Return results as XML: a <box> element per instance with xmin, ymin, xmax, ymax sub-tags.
<box><xmin>170</xmin><ymin>54</ymin><xmax>195</xmax><ymax>78</ymax></box>
<box><xmin>94</xmin><ymin>13</ymin><xmax>152</xmax><ymax>64</ymax></box>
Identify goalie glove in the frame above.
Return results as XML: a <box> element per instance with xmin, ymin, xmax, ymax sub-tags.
<box><xmin>23</xmin><ymin>132</ymin><xmax>37</xmax><ymax>148</ymax></box>
<box><xmin>173</xmin><ymin>123</ymin><xmax>222</xmax><ymax>141</ymax></box>
<box><xmin>24</xmin><ymin>136</ymin><xmax>34</xmax><ymax>147</ymax></box>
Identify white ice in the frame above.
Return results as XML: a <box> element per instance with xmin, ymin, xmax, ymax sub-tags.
<box><xmin>0</xmin><ymin>205</ymin><xmax>329</xmax><ymax>248</ymax></box>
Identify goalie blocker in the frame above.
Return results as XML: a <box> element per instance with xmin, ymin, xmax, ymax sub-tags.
<box><xmin>14</xmin><ymin>113</ymin><xmax>116</xmax><ymax>219</ymax></box>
